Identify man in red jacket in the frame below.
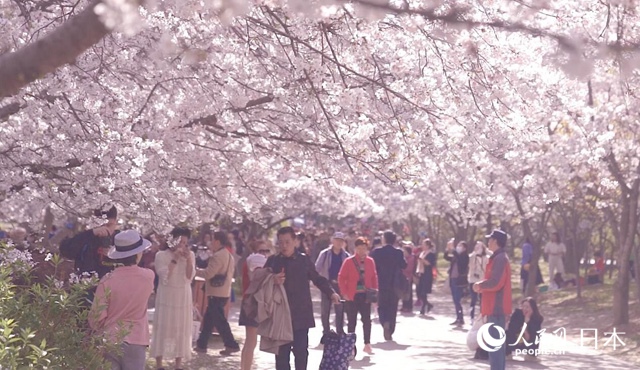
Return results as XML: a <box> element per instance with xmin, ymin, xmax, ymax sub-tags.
<box><xmin>473</xmin><ymin>229</ymin><xmax>512</xmax><ymax>370</ymax></box>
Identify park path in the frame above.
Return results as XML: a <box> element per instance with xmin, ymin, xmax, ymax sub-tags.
<box><xmin>148</xmin><ymin>288</ymin><xmax>634</xmax><ymax>369</ymax></box>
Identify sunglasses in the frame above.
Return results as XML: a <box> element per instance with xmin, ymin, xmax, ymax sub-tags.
<box><xmin>258</xmin><ymin>249</ymin><xmax>271</xmax><ymax>254</ymax></box>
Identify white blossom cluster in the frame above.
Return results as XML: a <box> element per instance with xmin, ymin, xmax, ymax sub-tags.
<box><xmin>68</xmin><ymin>271</ymin><xmax>99</xmax><ymax>285</ymax></box>
<box><xmin>0</xmin><ymin>243</ymin><xmax>36</xmax><ymax>272</ymax></box>
<box><xmin>0</xmin><ymin>0</ymin><xmax>639</xmax><ymax>232</ymax></box>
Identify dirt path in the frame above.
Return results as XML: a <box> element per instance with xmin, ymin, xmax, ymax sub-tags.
<box><xmin>151</xmin><ymin>282</ymin><xmax>639</xmax><ymax>369</ymax></box>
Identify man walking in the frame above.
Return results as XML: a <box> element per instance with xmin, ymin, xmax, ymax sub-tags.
<box><xmin>266</xmin><ymin>227</ymin><xmax>341</xmax><ymax>370</ymax></box>
<box><xmin>370</xmin><ymin>230</ymin><xmax>407</xmax><ymax>341</ymax></box>
<box><xmin>195</xmin><ymin>231</ymin><xmax>241</xmax><ymax>355</ymax></box>
<box><xmin>473</xmin><ymin>229</ymin><xmax>512</xmax><ymax>370</ymax></box>
<box><xmin>315</xmin><ymin>231</ymin><xmax>350</xmax><ymax>336</ymax></box>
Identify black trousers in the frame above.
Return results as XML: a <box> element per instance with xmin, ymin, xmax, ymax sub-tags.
<box><xmin>377</xmin><ymin>289</ymin><xmax>399</xmax><ymax>335</ymax></box>
<box><xmin>275</xmin><ymin>328</ymin><xmax>309</xmax><ymax>370</ymax></box>
<box><xmin>346</xmin><ymin>293</ymin><xmax>372</xmax><ymax>344</ymax></box>
<box><xmin>197</xmin><ymin>296</ymin><xmax>239</xmax><ymax>350</ymax></box>
<box><xmin>401</xmin><ymin>282</ymin><xmax>413</xmax><ymax>310</ymax></box>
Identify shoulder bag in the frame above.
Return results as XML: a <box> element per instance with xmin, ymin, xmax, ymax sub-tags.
<box><xmin>352</xmin><ymin>258</ymin><xmax>377</xmax><ymax>303</ymax></box>
<box><xmin>209</xmin><ymin>251</ymin><xmax>233</xmax><ymax>287</ymax></box>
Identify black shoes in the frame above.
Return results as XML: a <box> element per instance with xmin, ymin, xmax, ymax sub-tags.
<box><xmin>450</xmin><ymin>319</ymin><xmax>465</xmax><ymax>326</ymax></box>
<box><xmin>420</xmin><ymin>302</ymin><xmax>434</xmax><ymax>315</ymax></box>
<box><xmin>220</xmin><ymin>347</ymin><xmax>240</xmax><ymax>356</ymax></box>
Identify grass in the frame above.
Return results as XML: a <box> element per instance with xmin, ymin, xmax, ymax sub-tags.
<box><xmin>437</xmin><ymin>248</ymin><xmax>640</xmax><ymax>366</ymax></box>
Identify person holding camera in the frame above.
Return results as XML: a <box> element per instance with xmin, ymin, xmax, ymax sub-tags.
<box><xmin>468</xmin><ymin>241</ymin><xmax>490</xmax><ymax>322</ymax></box>
<box><xmin>150</xmin><ymin>227</ymin><xmax>195</xmax><ymax>370</ymax></box>
<box><xmin>444</xmin><ymin>239</ymin><xmax>469</xmax><ymax>326</ymax></box>
<box><xmin>60</xmin><ymin>206</ymin><xmax>119</xmax><ymax>279</ymax></box>
<box><xmin>194</xmin><ymin>231</ymin><xmax>240</xmax><ymax>355</ymax></box>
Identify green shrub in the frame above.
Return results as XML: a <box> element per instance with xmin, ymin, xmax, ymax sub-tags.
<box><xmin>0</xmin><ymin>241</ymin><xmax>117</xmax><ymax>369</ymax></box>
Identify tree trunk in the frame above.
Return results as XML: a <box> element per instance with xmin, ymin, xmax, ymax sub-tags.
<box><xmin>606</xmin><ymin>154</ymin><xmax>640</xmax><ymax>326</ymax></box>
<box><xmin>611</xmin><ymin>191</ymin><xmax>638</xmax><ymax>325</ymax></box>
<box><xmin>408</xmin><ymin>213</ymin><xmax>421</xmax><ymax>245</ymax></box>
<box><xmin>0</xmin><ymin>0</ymin><xmax>113</xmax><ymax>98</ymax></box>
<box><xmin>634</xmin><ymin>244</ymin><xmax>640</xmax><ymax>304</ymax></box>
<box><xmin>42</xmin><ymin>206</ymin><xmax>55</xmax><ymax>250</ymax></box>
<box><xmin>485</xmin><ymin>211</ymin><xmax>493</xmax><ymax>235</ymax></box>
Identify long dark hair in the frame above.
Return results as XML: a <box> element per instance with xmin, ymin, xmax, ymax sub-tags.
<box><xmin>522</xmin><ymin>297</ymin><xmax>543</xmax><ymax>323</ymax></box>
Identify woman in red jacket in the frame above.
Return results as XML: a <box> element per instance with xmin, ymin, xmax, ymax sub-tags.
<box><xmin>338</xmin><ymin>237</ymin><xmax>379</xmax><ymax>355</ymax></box>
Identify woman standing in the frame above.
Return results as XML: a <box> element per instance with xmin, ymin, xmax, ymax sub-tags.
<box><xmin>239</xmin><ymin>240</ymin><xmax>271</xmax><ymax>370</ymax></box>
<box><xmin>444</xmin><ymin>239</ymin><xmax>469</xmax><ymax>326</ymax></box>
<box><xmin>150</xmin><ymin>227</ymin><xmax>195</xmax><ymax>370</ymax></box>
<box><xmin>338</xmin><ymin>237</ymin><xmax>378</xmax><ymax>354</ymax></box>
<box><xmin>416</xmin><ymin>239</ymin><xmax>436</xmax><ymax>315</ymax></box>
<box><xmin>468</xmin><ymin>241</ymin><xmax>489</xmax><ymax>321</ymax></box>
<box><xmin>543</xmin><ymin>232</ymin><xmax>566</xmax><ymax>282</ymax></box>
<box><xmin>400</xmin><ymin>245</ymin><xmax>417</xmax><ymax>312</ymax></box>
<box><xmin>89</xmin><ymin>230</ymin><xmax>154</xmax><ymax>370</ymax></box>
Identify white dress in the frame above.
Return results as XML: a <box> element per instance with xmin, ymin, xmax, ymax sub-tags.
<box><xmin>150</xmin><ymin>250</ymin><xmax>195</xmax><ymax>360</ymax></box>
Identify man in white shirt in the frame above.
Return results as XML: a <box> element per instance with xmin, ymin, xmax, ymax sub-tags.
<box><xmin>543</xmin><ymin>232</ymin><xmax>566</xmax><ymax>282</ymax></box>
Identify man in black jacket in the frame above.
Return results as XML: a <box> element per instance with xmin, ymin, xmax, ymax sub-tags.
<box><xmin>370</xmin><ymin>230</ymin><xmax>407</xmax><ymax>341</ymax></box>
<box><xmin>265</xmin><ymin>227</ymin><xmax>340</xmax><ymax>370</ymax></box>
<box><xmin>59</xmin><ymin>206</ymin><xmax>119</xmax><ymax>278</ymax></box>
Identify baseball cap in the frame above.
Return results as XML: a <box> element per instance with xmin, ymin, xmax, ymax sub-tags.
<box><xmin>485</xmin><ymin>229</ymin><xmax>507</xmax><ymax>246</ymax></box>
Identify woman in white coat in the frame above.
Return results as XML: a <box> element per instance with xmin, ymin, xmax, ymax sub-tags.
<box><xmin>468</xmin><ymin>241</ymin><xmax>490</xmax><ymax>322</ymax></box>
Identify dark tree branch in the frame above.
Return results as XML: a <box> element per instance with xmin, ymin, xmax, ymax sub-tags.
<box><xmin>303</xmin><ymin>68</ymin><xmax>354</xmax><ymax>174</ymax></box>
<box><xmin>0</xmin><ymin>0</ymin><xmax>111</xmax><ymax>98</ymax></box>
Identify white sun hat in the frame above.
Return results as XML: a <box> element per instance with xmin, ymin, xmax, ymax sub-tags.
<box><xmin>107</xmin><ymin>229</ymin><xmax>152</xmax><ymax>259</ymax></box>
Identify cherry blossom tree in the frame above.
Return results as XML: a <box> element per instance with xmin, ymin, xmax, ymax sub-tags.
<box><xmin>3</xmin><ymin>0</ymin><xmax>640</xmax><ymax>325</ymax></box>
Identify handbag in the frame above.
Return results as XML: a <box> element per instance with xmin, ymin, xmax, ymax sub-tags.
<box><xmin>467</xmin><ymin>315</ymin><xmax>486</xmax><ymax>351</ymax></box>
<box><xmin>209</xmin><ymin>252</ymin><xmax>233</xmax><ymax>287</ymax></box>
<box><xmin>352</xmin><ymin>258</ymin><xmax>378</xmax><ymax>303</ymax></box>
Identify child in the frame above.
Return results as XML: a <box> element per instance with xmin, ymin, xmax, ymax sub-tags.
<box><xmin>89</xmin><ymin>230</ymin><xmax>154</xmax><ymax>370</ymax></box>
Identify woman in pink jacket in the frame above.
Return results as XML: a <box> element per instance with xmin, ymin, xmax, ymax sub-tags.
<box><xmin>338</xmin><ymin>237</ymin><xmax>379</xmax><ymax>355</ymax></box>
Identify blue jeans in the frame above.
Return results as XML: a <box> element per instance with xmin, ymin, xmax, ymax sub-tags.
<box><xmin>450</xmin><ymin>282</ymin><xmax>463</xmax><ymax>321</ymax></box>
<box><xmin>275</xmin><ymin>328</ymin><xmax>309</xmax><ymax>370</ymax></box>
<box><xmin>469</xmin><ymin>284</ymin><xmax>481</xmax><ymax>320</ymax></box>
<box><xmin>487</xmin><ymin>314</ymin><xmax>506</xmax><ymax>370</ymax></box>
<box><xmin>106</xmin><ymin>343</ymin><xmax>146</xmax><ymax>370</ymax></box>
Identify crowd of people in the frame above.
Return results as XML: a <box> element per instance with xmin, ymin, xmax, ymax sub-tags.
<box><xmin>1</xmin><ymin>207</ymin><xmax>626</xmax><ymax>370</ymax></box>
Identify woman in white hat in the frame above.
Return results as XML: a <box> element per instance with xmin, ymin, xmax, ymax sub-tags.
<box><xmin>89</xmin><ymin>229</ymin><xmax>154</xmax><ymax>370</ymax></box>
